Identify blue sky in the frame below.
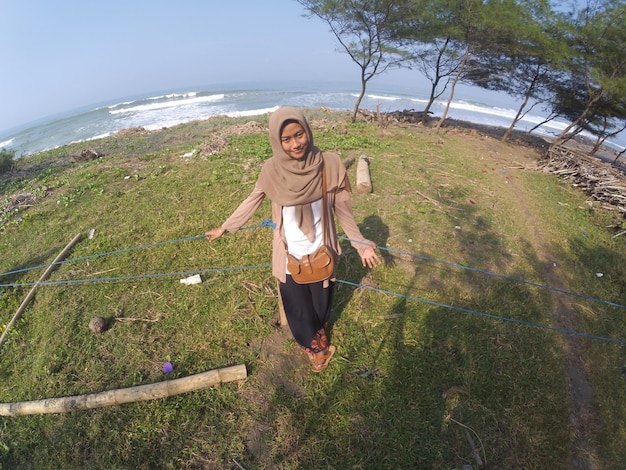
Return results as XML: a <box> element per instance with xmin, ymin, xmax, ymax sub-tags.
<box><xmin>1</xmin><ymin>0</ymin><xmax>414</xmax><ymax>134</ymax></box>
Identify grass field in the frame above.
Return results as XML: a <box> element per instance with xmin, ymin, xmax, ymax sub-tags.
<box><xmin>0</xmin><ymin>112</ymin><xmax>625</xmax><ymax>469</ymax></box>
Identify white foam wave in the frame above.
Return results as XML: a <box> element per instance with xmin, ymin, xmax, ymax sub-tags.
<box><xmin>133</xmin><ymin>106</ymin><xmax>279</xmax><ymax>131</ymax></box>
<box><xmin>225</xmin><ymin>106</ymin><xmax>279</xmax><ymax>118</ymax></box>
<box><xmin>109</xmin><ymin>94</ymin><xmax>223</xmax><ymax>115</ymax></box>
<box><xmin>105</xmin><ymin>100</ymin><xmax>135</xmax><ymax>110</ymax></box>
<box><xmin>444</xmin><ymin>99</ymin><xmax>571</xmax><ymax>134</ymax></box>
<box><xmin>87</xmin><ymin>132</ymin><xmax>113</xmax><ymax>142</ymax></box>
<box><xmin>149</xmin><ymin>92</ymin><xmax>197</xmax><ymax>101</ymax></box>
<box><xmin>449</xmin><ymin>99</ymin><xmax>517</xmax><ymax>118</ymax></box>
<box><xmin>367</xmin><ymin>93</ymin><xmax>402</xmax><ymax>101</ymax></box>
<box><xmin>106</xmin><ymin>91</ymin><xmax>200</xmax><ymax>110</ymax></box>
<box><xmin>144</xmin><ymin>120</ymin><xmax>189</xmax><ymax>131</ymax></box>
<box><xmin>0</xmin><ymin>137</ymin><xmax>15</xmax><ymax>149</ymax></box>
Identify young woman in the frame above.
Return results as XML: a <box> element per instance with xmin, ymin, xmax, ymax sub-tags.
<box><xmin>206</xmin><ymin>106</ymin><xmax>381</xmax><ymax>372</ymax></box>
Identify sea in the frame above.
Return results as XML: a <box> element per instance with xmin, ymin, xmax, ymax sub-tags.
<box><xmin>1</xmin><ymin>80</ymin><xmax>624</xmax><ymax>158</ymax></box>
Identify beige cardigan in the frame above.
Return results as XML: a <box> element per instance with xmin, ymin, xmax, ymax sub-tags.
<box><xmin>221</xmin><ymin>175</ymin><xmax>375</xmax><ymax>284</ymax></box>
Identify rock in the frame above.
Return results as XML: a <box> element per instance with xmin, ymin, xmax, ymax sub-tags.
<box><xmin>89</xmin><ymin>316</ymin><xmax>107</xmax><ymax>334</ymax></box>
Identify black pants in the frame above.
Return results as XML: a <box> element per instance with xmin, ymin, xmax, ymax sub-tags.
<box><xmin>279</xmin><ymin>275</ymin><xmax>335</xmax><ymax>353</ymax></box>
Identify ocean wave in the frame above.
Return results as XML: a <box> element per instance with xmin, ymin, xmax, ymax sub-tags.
<box><xmin>448</xmin><ymin>99</ymin><xmax>518</xmax><ymax>118</ymax></box>
<box><xmin>366</xmin><ymin>93</ymin><xmax>427</xmax><ymax>105</ymax></box>
<box><xmin>225</xmin><ymin>106</ymin><xmax>280</xmax><ymax>118</ymax></box>
<box><xmin>149</xmin><ymin>92</ymin><xmax>198</xmax><ymax>101</ymax></box>
<box><xmin>105</xmin><ymin>100</ymin><xmax>135</xmax><ymax>110</ymax></box>
<box><xmin>367</xmin><ymin>93</ymin><xmax>402</xmax><ymax>101</ymax></box>
<box><xmin>0</xmin><ymin>137</ymin><xmax>15</xmax><ymax>149</ymax></box>
<box><xmin>106</xmin><ymin>91</ymin><xmax>200</xmax><ymax>110</ymax></box>
<box><xmin>109</xmin><ymin>94</ymin><xmax>224</xmax><ymax>115</ymax></box>
<box><xmin>86</xmin><ymin>132</ymin><xmax>114</xmax><ymax>142</ymax></box>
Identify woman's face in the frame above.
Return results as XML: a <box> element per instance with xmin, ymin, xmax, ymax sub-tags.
<box><xmin>280</xmin><ymin>121</ymin><xmax>309</xmax><ymax>160</ymax></box>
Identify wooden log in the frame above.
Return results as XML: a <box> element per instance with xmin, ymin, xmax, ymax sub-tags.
<box><xmin>0</xmin><ymin>233</ymin><xmax>83</xmax><ymax>349</ymax></box>
<box><xmin>356</xmin><ymin>154</ymin><xmax>372</xmax><ymax>194</ymax></box>
<box><xmin>0</xmin><ymin>364</ymin><xmax>247</xmax><ymax>416</ymax></box>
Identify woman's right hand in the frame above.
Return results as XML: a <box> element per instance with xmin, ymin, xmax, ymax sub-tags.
<box><xmin>205</xmin><ymin>226</ymin><xmax>226</xmax><ymax>242</ymax></box>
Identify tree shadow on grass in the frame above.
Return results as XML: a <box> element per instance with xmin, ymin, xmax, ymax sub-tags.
<box><xmin>330</xmin><ymin>214</ymin><xmax>392</xmax><ymax>334</ymax></box>
<box><xmin>268</xmin><ymin>194</ymin><xmax>582</xmax><ymax>467</ymax></box>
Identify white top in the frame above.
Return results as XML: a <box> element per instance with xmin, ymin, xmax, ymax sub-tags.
<box><xmin>283</xmin><ymin>198</ymin><xmax>323</xmax><ymax>265</ymax></box>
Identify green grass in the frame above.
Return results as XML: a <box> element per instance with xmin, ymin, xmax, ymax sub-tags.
<box><xmin>0</xmin><ymin>114</ymin><xmax>625</xmax><ymax>469</ymax></box>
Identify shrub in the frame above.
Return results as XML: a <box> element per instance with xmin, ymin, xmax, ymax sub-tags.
<box><xmin>0</xmin><ymin>148</ymin><xmax>14</xmax><ymax>174</ymax></box>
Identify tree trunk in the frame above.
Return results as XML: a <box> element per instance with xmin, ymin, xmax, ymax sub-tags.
<box><xmin>352</xmin><ymin>75</ymin><xmax>367</xmax><ymax>123</ymax></box>
<box><xmin>435</xmin><ymin>46</ymin><xmax>469</xmax><ymax>131</ymax></box>
<box><xmin>553</xmin><ymin>93</ymin><xmax>603</xmax><ymax>146</ymax></box>
<box><xmin>422</xmin><ymin>37</ymin><xmax>451</xmax><ymax>126</ymax></box>
<box><xmin>503</xmin><ymin>66</ymin><xmax>540</xmax><ymax>142</ymax></box>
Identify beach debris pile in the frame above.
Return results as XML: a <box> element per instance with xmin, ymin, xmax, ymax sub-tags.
<box><xmin>538</xmin><ymin>144</ymin><xmax>626</xmax><ymax>233</ymax></box>
<box><xmin>358</xmin><ymin>108</ymin><xmax>433</xmax><ymax>126</ymax></box>
<box><xmin>2</xmin><ymin>192</ymin><xmax>36</xmax><ymax>216</ymax></box>
<box><xmin>199</xmin><ymin>120</ymin><xmax>267</xmax><ymax>157</ymax></box>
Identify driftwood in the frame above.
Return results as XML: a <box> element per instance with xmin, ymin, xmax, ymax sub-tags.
<box><xmin>538</xmin><ymin>145</ymin><xmax>626</xmax><ymax>221</ymax></box>
<box><xmin>358</xmin><ymin>109</ymin><xmax>433</xmax><ymax>126</ymax></box>
<box><xmin>356</xmin><ymin>155</ymin><xmax>373</xmax><ymax>194</ymax></box>
<box><xmin>0</xmin><ymin>233</ymin><xmax>83</xmax><ymax>349</ymax></box>
<box><xmin>0</xmin><ymin>364</ymin><xmax>247</xmax><ymax>416</ymax></box>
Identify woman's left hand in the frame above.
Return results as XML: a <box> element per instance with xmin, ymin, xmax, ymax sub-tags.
<box><xmin>360</xmin><ymin>246</ymin><xmax>382</xmax><ymax>269</ymax></box>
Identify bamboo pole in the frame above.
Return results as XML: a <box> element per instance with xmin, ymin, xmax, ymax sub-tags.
<box><xmin>276</xmin><ymin>279</ymin><xmax>288</xmax><ymax>326</ymax></box>
<box><xmin>0</xmin><ymin>233</ymin><xmax>83</xmax><ymax>348</ymax></box>
<box><xmin>0</xmin><ymin>364</ymin><xmax>247</xmax><ymax>416</ymax></box>
<box><xmin>356</xmin><ymin>155</ymin><xmax>372</xmax><ymax>194</ymax></box>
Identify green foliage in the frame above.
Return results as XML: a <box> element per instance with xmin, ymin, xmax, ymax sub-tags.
<box><xmin>301</xmin><ymin>0</ymin><xmax>626</xmax><ymax>150</ymax></box>
<box><xmin>227</xmin><ymin>134</ymin><xmax>272</xmax><ymax>160</ymax></box>
<box><xmin>316</xmin><ymin>125</ymin><xmax>384</xmax><ymax>150</ymax></box>
<box><xmin>297</xmin><ymin>0</ymin><xmax>409</xmax><ymax>121</ymax></box>
<box><xmin>0</xmin><ymin>149</ymin><xmax>14</xmax><ymax>174</ymax></box>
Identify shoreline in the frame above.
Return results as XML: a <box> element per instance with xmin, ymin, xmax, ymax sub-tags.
<box><xmin>3</xmin><ymin>110</ymin><xmax>625</xmax><ymax>188</ymax></box>
<box><xmin>4</xmin><ymin>81</ymin><xmax>625</xmax><ymax>159</ymax></box>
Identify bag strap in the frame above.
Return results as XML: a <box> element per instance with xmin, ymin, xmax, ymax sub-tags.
<box><xmin>320</xmin><ymin>156</ymin><xmax>328</xmax><ymax>246</ymax></box>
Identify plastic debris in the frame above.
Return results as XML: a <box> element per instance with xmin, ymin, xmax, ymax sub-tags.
<box><xmin>180</xmin><ymin>274</ymin><xmax>202</xmax><ymax>285</ymax></box>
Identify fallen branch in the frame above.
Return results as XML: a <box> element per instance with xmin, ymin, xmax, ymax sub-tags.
<box><xmin>0</xmin><ymin>364</ymin><xmax>247</xmax><ymax>416</ymax></box>
<box><xmin>115</xmin><ymin>317</ymin><xmax>160</xmax><ymax>323</ymax></box>
<box><xmin>0</xmin><ymin>233</ymin><xmax>83</xmax><ymax>349</ymax></box>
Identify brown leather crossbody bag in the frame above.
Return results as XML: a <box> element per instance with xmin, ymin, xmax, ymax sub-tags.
<box><xmin>286</xmin><ymin>159</ymin><xmax>335</xmax><ymax>284</ymax></box>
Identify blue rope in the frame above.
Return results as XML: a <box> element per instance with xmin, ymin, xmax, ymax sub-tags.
<box><xmin>3</xmin><ymin>265</ymin><xmax>622</xmax><ymax>346</ymax></box>
<box><xmin>6</xmin><ymin>220</ymin><xmax>623</xmax><ymax>313</ymax></box>
<box><xmin>1</xmin><ymin>219</ymin><xmax>624</xmax><ymax>345</ymax></box>
<box><xmin>336</xmin><ymin>279</ymin><xmax>626</xmax><ymax>346</ymax></box>
<box><xmin>339</xmin><ymin>236</ymin><xmax>626</xmax><ymax>311</ymax></box>
<box><xmin>0</xmin><ymin>264</ymin><xmax>272</xmax><ymax>287</ymax></box>
<box><xmin>0</xmin><ymin>220</ymin><xmax>276</xmax><ymax>279</ymax></box>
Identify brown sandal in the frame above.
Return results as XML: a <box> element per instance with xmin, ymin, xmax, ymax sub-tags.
<box><xmin>311</xmin><ymin>345</ymin><xmax>336</xmax><ymax>373</ymax></box>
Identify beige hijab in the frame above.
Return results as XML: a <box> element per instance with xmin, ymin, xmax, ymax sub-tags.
<box><xmin>258</xmin><ymin>106</ymin><xmax>346</xmax><ymax>241</ymax></box>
